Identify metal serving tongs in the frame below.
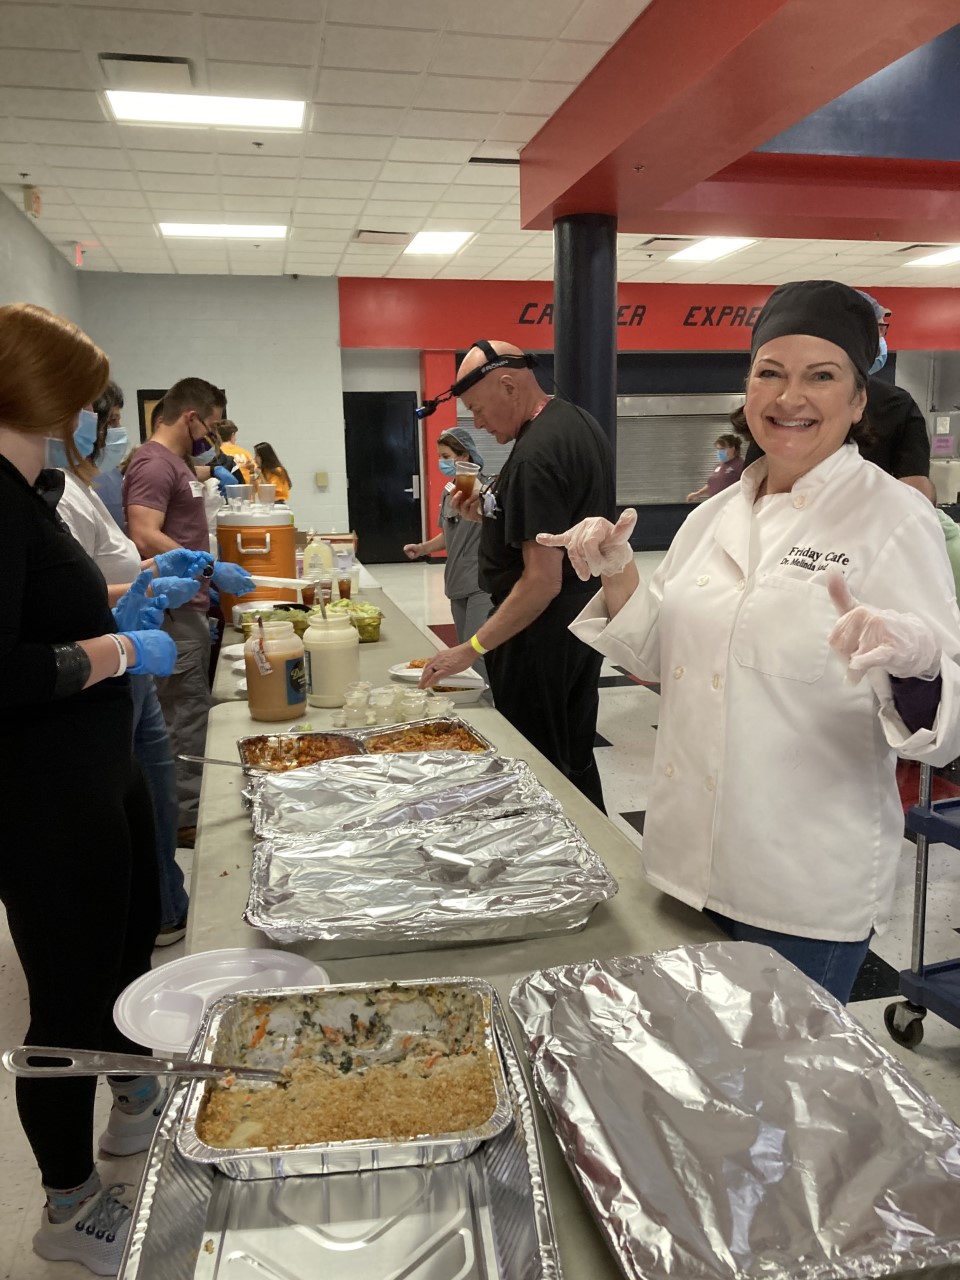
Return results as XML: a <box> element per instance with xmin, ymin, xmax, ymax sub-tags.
<box><xmin>2</xmin><ymin>1046</ymin><xmax>285</xmax><ymax>1084</ymax></box>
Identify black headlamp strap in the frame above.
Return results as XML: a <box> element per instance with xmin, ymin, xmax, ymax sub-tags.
<box><xmin>472</xmin><ymin>338</ymin><xmax>499</xmax><ymax>363</ymax></box>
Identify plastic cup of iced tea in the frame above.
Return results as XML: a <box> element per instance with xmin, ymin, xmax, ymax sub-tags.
<box><xmin>453</xmin><ymin>461</ymin><xmax>480</xmax><ymax>499</ymax></box>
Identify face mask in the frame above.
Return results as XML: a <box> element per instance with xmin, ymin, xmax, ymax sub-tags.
<box><xmin>716</xmin><ymin>449</ymin><xmax>729</xmax><ymax>462</ymax></box>
<box><xmin>45</xmin><ymin>408</ymin><xmax>99</xmax><ymax>468</ymax></box>
<box><xmin>191</xmin><ymin>433</ymin><xmax>218</xmax><ymax>466</ymax></box>
<box><xmin>438</xmin><ymin>458</ymin><xmax>457</xmax><ymax>478</ymax></box>
<box><xmin>98</xmin><ymin>426</ymin><xmax>128</xmax><ymax>475</ymax></box>
<box><xmin>868</xmin><ymin>335</ymin><xmax>888</xmax><ymax>375</ymax></box>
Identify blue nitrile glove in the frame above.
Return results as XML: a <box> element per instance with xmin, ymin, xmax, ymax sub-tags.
<box><xmin>211</xmin><ymin>561</ymin><xmax>256</xmax><ymax>595</ymax></box>
<box><xmin>121</xmin><ymin>630</ymin><xmax>177</xmax><ymax>677</ymax></box>
<box><xmin>152</xmin><ymin>576</ymin><xmax>201</xmax><ymax>609</ymax></box>
<box><xmin>153</xmin><ymin>548</ymin><xmax>214</xmax><ymax>578</ymax></box>
<box><xmin>213</xmin><ymin>465</ymin><xmax>239</xmax><ymax>499</ymax></box>
<box><xmin>113</xmin><ymin>569</ymin><xmax>165</xmax><ymax>632</ymax></box>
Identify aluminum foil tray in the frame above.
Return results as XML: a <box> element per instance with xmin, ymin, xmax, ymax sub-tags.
<box><xmin>122</xmin><ymin>1005</ymin><xmax>561</xmax><ymax>1280</ymax></box>
<box><xmin>246</xmin><ymin>751</ymin><xmax>561</xmax><ymax>838</ymax></box>
<box><xmin>356</xmin><ymin>716</ymin><xmax>494</xmax><ymax>756</ymax></box>
<box><xmin>236</xmin><ymin>731</ymin><xmax>364</xmax><ymax>773</ymax></box>
<box><xmin>244</xmin><ymin>810</ymin><xmax>617</xmax><ymax>948</ymax></box>
<box><xmin>510</xmin><ymin>942</ymin><xmax>960</xmax><ymax>1280</ymax></box>
<box><xmin>176</xmin><ymin>978</ymin><xmax>512</xmax><ymax>1179</ymax></box>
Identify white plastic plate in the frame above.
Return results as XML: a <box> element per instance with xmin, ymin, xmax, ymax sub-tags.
<box><xmin>388</xmin><ymin>662</ymin><xmax>484</xmax><ymax>688</ymax></box>
<box><xmin>114</xmin><ymin>948</ymin><xmax>329</xmax><ymax>1054</ymax></box>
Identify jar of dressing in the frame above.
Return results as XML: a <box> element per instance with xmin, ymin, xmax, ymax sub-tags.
<box><xmin>303</xmin><ymin>614</ymin><xmax>360</xmax><ymax>707</ymax></box>
<box><xmin>244</xmin><ymin>621</ymin><xmax>307</xmax><ymax>722</ymax></box>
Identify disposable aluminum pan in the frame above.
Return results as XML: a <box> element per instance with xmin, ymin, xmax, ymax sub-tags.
<box><xmin>176</xmin><ymin>977</ymin><xmax>513</xmax><ymax>1179</ymax></box>
<box><xmin>246</xmin><ymin>751</ymin><xmax>560</xmax><ymax>838</ymax></box>
<box><xmin>510</xmin><ymin>942</ymin><xmax>960</xmax><ymax>1280</ymax></box>
<box><xmin>356</xmin><ymin>716</ymin><xmax>494</xmax><ymax>755</ymax></box>
<box><xmin>244</xmin><ymin>809</ymin><xmax>618</xmax><ymax>947</ymax></box>
<box><xmin>236</xmin><ymin>731</ymin><xmax>364</xmax><ymax>772</ymax></box>
<box><xmin>121</xmin><ymin>1003</ymin><xmax>561</xmax><ymax>1280</ymax></box>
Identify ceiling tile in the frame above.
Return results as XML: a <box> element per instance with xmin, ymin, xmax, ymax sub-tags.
<box><xmin>42</xmin><ymin>145</ymin><xmax>131</xmax><ymax>170</ymax></box>
<box><xmin>416</xmin><ymin>75</ymin><xmax>521</xmax><ymax>114</ymax></box>
<box><xmin>76</xmin><ymin>8</ymin><xmax>202</xmax><ymax>58</ymax></box>
<box><xmin>285</xmin><ymin>261</ymin><xmax>336</xmax><ymax>275</ymax></box>
<box><xmin>430</xmin><ymin>201</ymin><xmax>504</xmax><ymax>220</ymax></box>
<box><xmin>0</xmin><ymin>88</ymin><xmax>103</xmax><ymax>121</ymax></box>
<box><xmin>304</xmin><ymin>133</ymin><xmax>392</xmax><ymax>160</ymax></box>
<box><xmin>0</xmin><ymin>51</ymin><xmax>95</xmax><ymax>91</ymax></box>
<box><xmin>222</xmin><ymin>195</ymin><xmax>294</xmax><ymax>212</ymax></box>
<box><xmin>321</xmin><ymin>24</ymin><xmax>433</xmax><ymax>73</ymax></box>
<box><xmin>300</xmin><ymin>156</ymin><xmax>382</xmax><ymax>181</ymax></box>
<box><xmin>450</xmin><ymin>0</ymin><xmax>581</xmax><ymax>38</ymax></box>
<box><xmin>293</xmin><ymin>195</ymin><xmax>366</xmax><ymax>214</ymax></box>
<box><xmin>148</xmin><ymin>191</ymin><xmax>223</xmax><ymax>210</ymax></box>
<box><xmin>292</xmin><ymin>212</ymin><xmax>360</xmax><ymax>229</ymax></box>
<box><xmin>379</xmin><ymin>160</ymin><xmax>459</xmax><ymax>185</ymax></box>
<box><xmin>487</xmin><ymin>113</ymin><xmax>546</xmax><ymax>143</ymax></box>
<box><xmin>400</xmin><ymin>109</ymin><xmax>500</xmax><ymax>140</ymax></box>
<box><xmin>388</xmin><ymin>137</ymin><xmax>474</xmax><ymax>164</ymax></box>
<box><xmin>56</xmin><ymin>166</ymin><xmax>140</xmax><ymax>190</ymax></box>
<box><xmin>422</xmin><ymin>215</ymin><xmax>488</xmax><ymax>231</ymax></box>
<box><xmin>444</xmin><ymin>180</ymin><xmax>516</xmax><ymax>203</ymax></box>
<box><xmin>315</xmin><ymin>69</ymin><xmax>420</xmax><ymax>109</ymax></box>
<box><xmin>451</xmin><ymin>163</ymin><xmax>519</xmax><ymax>187</ymax></box>
<box><xmin>1</xmin><ymin>4</ymin><xmax>74</xmax><ymax>49</ymax></box>
<box><xmin>206</xmin><ymin>61</ymin><xmax>313</xmax><ymax>99</ymax></box>
<box><xmin>325</xmin><ymin>0</ymin><xmax>452</xmax><ymax>29</ymax></box>
<box><xmin>75</xmin><ymin>203</ymin><xmax>155</xmax><ymax>220</ymax></box>
<box><xmin>369</xmin><ymin>181</ymin><xmax>447</xmax><ymax>203</ymax></box>
<box><xmin>337</xmin><ymin>262</ymin><xmax>388</xmax><ymax>276</ymax></box>
<box><xmin>217</xmin><ymin>154</ymin><xmax>300</xmax><ymax>178</ymax></box>
<box><xmin>560</xmin><ymin>0</ymin><xmax>653</xmax><ymax>42</ymax></box>
<box><xmin>506</xmin><ymin>81</ymin><xmax>571</xmax><ymax>116</ymax></box>
<box><xmin>203</xmin><ymin>16</ymin><xmax>321</xmax><ymax>66</ymax></box>
<box><xmin>312</xmin><ymin>105</ymin><xmax>407</xmax><ymax>136</ymax></box>
<box><xmin>140</xmin><ymin>172</ymin><xmax>218</xmax><ymax>194</ymax></box>
<box><xmin>433</xmin><ymin>33</ymin><xmax>550</xmax><ymax>79</ymax></box>
<box><xmin>128</xmin><ymin>150</ymin><xmax>216</xmax><ymax>173</ymax></box>
<box><xmin>219</xmin><ymin>175</ymin><xmax>296</xmax><ymax>196</ymax></box>
<box><xmin>362</xmin><ymin>198</ymin><xmax>435</xmax><ymax>218</ymax></box>
<box><xmin>194</xmin><ymin>0</ymin><xmax>324</xmax><ymax>17</ymax></box>
<box><xmin>530</xmin><ymin>39</ymin><xmax>607</xmax><ymax>82</ymax></box>
<box><xmin>297</xmin><ymin>178</ymin><xmax>374</xmax><ymax>200</ymax></box>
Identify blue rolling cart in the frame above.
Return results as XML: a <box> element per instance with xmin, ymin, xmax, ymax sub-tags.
<box><xmin>886</xmin><ymin>761</ymin><xmax>960</xmax><ymax>1048</ymax></box>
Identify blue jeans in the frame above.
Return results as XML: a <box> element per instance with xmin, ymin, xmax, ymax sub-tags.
<box><xmin>704</xmin><ymin>910</ymin><xmax>871</xmax><ymax>1005</ymax></box>
<box><xmin>130</xmin><ymin>675</ymin><xmax>189</xmax><ymax>929</ymax></box>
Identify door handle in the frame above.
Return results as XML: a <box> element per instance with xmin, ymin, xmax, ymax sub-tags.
<box><xmin>402</xmin><ymin>475</ymin><xmax>421</xmax><ymax>500</ymax></box>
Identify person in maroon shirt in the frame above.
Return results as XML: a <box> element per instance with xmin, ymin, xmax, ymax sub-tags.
<box><xmin>686</xmin><ymin>432</ymin><xmax>746</xmax><ymax>502</ymax></box>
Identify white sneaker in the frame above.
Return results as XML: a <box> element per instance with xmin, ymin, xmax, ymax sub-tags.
<box><xmin>99</xmin><ymin>1085</ymin><xmax>168</xmax><ymax>1157</ymax></box>
<box><xmin>33</xmin><ymin>1183</ymin><xmax>132</xmax><ymax>1276</ymax></box>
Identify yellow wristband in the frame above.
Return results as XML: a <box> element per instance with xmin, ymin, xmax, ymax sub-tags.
<box><xmin>469</xmin><ymin>633</ymin><xmax>488</xmax><ymax>655</ymax></box>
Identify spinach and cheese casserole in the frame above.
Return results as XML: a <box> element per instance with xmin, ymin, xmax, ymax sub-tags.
<box><xmin>195</xmin><ymin>984</ymin><xmax>498</xmax><ymax>1149</ymax></box>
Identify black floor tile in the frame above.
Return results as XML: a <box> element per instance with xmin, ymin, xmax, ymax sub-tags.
<box><xmin>849</xmin><ymin>950</ymin><xmax>901</xmax><ymax>1003</ymax></box>
<box><xmin>594</xmin><ymin>731</ymin><xmax>612</xmax><ymax>748</ymax></box>
<box><xmin>619</xmin><ymin>810</ymin><xmax>646</xmax><ymax>835</ymax></box>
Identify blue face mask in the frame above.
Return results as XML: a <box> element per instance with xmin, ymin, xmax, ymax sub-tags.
<box><xmin>868</xmin><ymin>335</ymin><xmax>887</xmax><ymax>375</ymax></box>
<box><xmin>716</xmin><ymin>449</ymin><xmax>729</xmax><ymax>462</ymax></box>
<box><xmin>45</xmin><ymin>408</ymin><xmax>98</xmax><ymax>468</ymax></box>
<box><xmin>98</xmin><ymin>426</ymin><xmax>128</xmax><ymax>475</ymax></box>
<box><xmin>438</xmin><ymin>458</ymin><xmax>457</xmax><ymax>478</ymax></box>
<box><xmin>191</xmin><ymin>432</ymin><xmax>218</xmax><ymax>466</ymax></box>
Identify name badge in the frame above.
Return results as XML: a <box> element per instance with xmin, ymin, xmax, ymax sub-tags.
<box><xmin>189</xmin><ymin>480</ymin><xmax>204</xmax><ymax>498</ymax></box>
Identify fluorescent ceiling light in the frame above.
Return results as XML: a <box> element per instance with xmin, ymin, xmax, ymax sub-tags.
<box><xmin>159</xmin><ymin>223</ymin><xmax>287</xmax><ymax>239</ymax></box>
<box><xmin>906</xmin><ymin>245</ymin><xmax>960</xmax><ymax>267</ymax></box>
<box><xmin>106</xmin><ymin>89</ymin><xmax>304</xmax><ymax>129</ymax></box>
<box><xmin>404</xmin><ymin>231</ymin><xmax>473</xmax><ymax>255</ymax></box>
<box><xmin>668</xmin><ymin>237</ymin><xmax>755</xmax><ymax>262</ymax></box>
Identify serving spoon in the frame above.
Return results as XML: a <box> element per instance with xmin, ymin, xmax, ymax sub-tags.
<box><xmin>2</xmin><ymin>1046</ymin><xmax>284</xmax><ymax>1084</ymax></box>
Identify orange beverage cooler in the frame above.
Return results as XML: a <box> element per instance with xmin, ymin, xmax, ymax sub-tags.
<box><xmin>216</xmin><ymin>508</ymin><xmax>298</xmax><ymax>617</ymax></box>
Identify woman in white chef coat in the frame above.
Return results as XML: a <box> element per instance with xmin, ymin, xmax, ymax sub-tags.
<box><xmin>540</xmin><ymin>280</ymin><xmax>960</xmax><ymax>1003</ymax></box>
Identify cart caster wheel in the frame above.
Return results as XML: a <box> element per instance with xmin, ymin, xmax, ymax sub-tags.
<box><xmin>884</xmin><ymin>1001</ymin><xmax>925</xmax><ymax>1049</ymax></box>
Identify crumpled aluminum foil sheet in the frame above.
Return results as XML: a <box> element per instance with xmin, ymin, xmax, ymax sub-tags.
<box><xmin>245</xmin><ymin>751</ymin><xmax>560</xmax><ymax>838</ymax></box>
<box><xmin>510</xmin><ymin>942</ymin><xmax>960</xmax><ymax>1280</ymax></box>
<box><xmin>245</xmin><ymin>809</ymin><xmax>617</xmax><ymax>945</ymax></box>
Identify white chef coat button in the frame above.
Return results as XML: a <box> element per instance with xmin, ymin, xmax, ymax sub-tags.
<box><xmin>665</xmin><ymin>763</ymin><xmax>675</xmax><ymax>778</ymax></box>
<box><xmin>712</xmin><ymin>674</ymin><xmax>722</xmax><ymax>690</ymax></box>
<box><xmin>793</xmin><ymin>494</ymin><xmax>806</xmax><ymax>509</ymax></box>
<box><xmin>697</xmin><ymin>574</ymin><xmax>709</xmax><ymax>586</ymax></box>
<box><xmin>672</xmin><ymin>665</ymin><xmax>684</xmax><ymax>679</ymax></box>
<box><xmin>705</xmin><ymin>776</ymin><xmax>716</xmax><ymax>791</ymax></box>
<box><xmin>736</xmin><ymin>578</ymin><xmax>745</xmax><ymax>591</ymax></box>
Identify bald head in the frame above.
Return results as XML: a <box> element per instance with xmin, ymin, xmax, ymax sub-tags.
<box><xmin>456</xmin><ymin>340</ymin><xmax>545</xmax><ymax>444</ymax></box>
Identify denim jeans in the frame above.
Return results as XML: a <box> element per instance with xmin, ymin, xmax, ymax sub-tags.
<box><xmin>130</xmin><ymin>674</ymin><xmax>189</xmax><ymax>929</ymax></box>
<box><xmin>704</xmin><ymin>909</ymin><xmax>872</xmax><ymax>1005</ymax></box>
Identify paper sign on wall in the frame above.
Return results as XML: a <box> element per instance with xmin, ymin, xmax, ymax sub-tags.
<box><xmin>935</xmin><ymin>415</ymin><xmax>952</xmax><ymax>434</ymax></box>
<box><xmin>931</xmin><ymin>435</ymin><xmax>955</xmax><ymax>455</ymax></box>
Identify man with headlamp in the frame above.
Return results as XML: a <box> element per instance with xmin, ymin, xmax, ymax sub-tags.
<box><xmin>418</xmin><ymin>340</ymin><xmax>615</xmax><ymax>811</ymax></box>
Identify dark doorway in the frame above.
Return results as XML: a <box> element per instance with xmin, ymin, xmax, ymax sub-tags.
<box><xmin>343</xmin><ymin>391</ymin><xmax>421</xmax><ymax>563</ymax></box>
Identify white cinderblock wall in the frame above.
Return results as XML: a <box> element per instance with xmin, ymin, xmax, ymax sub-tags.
<box><xmin>0</xmin><ymin>193</ymin><xmax>82</xmax><ymax>321</ymax></box>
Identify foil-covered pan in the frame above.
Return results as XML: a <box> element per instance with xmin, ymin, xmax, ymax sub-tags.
<box><xmin>176</xmin><ymin>978</ymin><xmax>512</xmax><ymax>1179</ymax></box>
<box><xmin>236</xmin><ymin>731</ymin><xmax>364</xmax><ymax>773</ymax></box>
<box><xmin>356</xmin><ymin>716</ymin><xmax>494</xmax><ymax>755</ymax></box>
<box><xmin>246</xmin><ymin>751</ymin><xmax>560</xmax><ymax>837</ymax></box>
<box><xmin>244</xmin><ymin>810</ymin><xmax>618</xmax><ymax>947</ymax></box>
<box><xmin>121</xmin><ymin>1003</ymin><xmax>561</xmax><ymax>1280</ymax></box>
<box><xmin>510</xmin><ymin>942</ymin><xmax>960</xmax><ymax>1280</ymax></box>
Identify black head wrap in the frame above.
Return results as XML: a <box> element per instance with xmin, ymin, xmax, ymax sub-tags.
<box><xmin>750</xmin><ymin>280</ymin><xmax>879</xmax><ymax>380</ymax></box>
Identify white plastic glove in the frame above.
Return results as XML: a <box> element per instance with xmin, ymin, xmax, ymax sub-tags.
<box><xmin>536</xmin><ymin>509</ymin><xmax>637</xmax><ymax>582</ymax></box>
<box><xmin>826</xmin><ymin>567</ymin><xmax>940</xmax><ymax>684</ymax></box>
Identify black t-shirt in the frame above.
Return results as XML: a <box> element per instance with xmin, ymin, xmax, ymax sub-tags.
<box><xmin>479</xmin><ymin>398</ymin><xmax>616</xmax><ymax>604</ymax></box>
<box><xmin>0</xmin><ymin>451</ymin><xmax>125</xmax><ymax>720</ymax></box>
<box><xmin>744</xmin><ymin>377</ymin><xmax>929</xmax><ymax>478</ymax></box>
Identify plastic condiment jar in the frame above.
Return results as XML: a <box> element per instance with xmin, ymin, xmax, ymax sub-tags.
<box><xmin>303</xmin><ymin>614</ymin><xmax>360</xmax><ymax>708</ymax></box>
<box><xmin>244</xmin><ymin>621</ymin><xmax>307</xmax><ymax>722</ymax></box>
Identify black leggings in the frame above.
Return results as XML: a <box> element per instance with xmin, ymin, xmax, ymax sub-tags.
<box><xmin>486</xmin><ymin>594</ymin><xmax>606</xmax><ymax>812</ymax></box>
<box><xmin>0</xmin><ymin>706</ymin><xmax>160</xmax><ymax>1188</ymax></box>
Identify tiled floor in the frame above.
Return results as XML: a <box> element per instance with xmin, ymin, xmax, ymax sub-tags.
<box><xmin>1</xmin><ymin>556</ymin><xmax>958</xmax><ymax>1277</ymax></box>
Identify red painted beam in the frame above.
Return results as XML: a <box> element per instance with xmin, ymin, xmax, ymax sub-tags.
<box><xmin>520</xmin><ymin>0</ymin><xmax>959</xmax><ymax>232</ymax></box>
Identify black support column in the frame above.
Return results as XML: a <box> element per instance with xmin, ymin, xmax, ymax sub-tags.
<box><xmin>553</xmin><ymin>213</ymin><xmax>618</xmax><ymax>453</ymax></box>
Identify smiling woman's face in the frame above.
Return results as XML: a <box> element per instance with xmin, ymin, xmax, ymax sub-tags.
<box><xmin>745</xmin><ymin>333</ymin><xmax>866</xmax><ymax>484</ymax></box>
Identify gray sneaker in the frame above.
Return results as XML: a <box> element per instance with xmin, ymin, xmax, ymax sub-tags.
<box><xmin>99</xmin><ymin>1085</ymin><xmax>168</xmax><ymax>1157</ymax></box>
<box><xmin>33</xmin><ymin>1183</ymin><xmax>132</xmax><ymax>1276</ymax></box>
